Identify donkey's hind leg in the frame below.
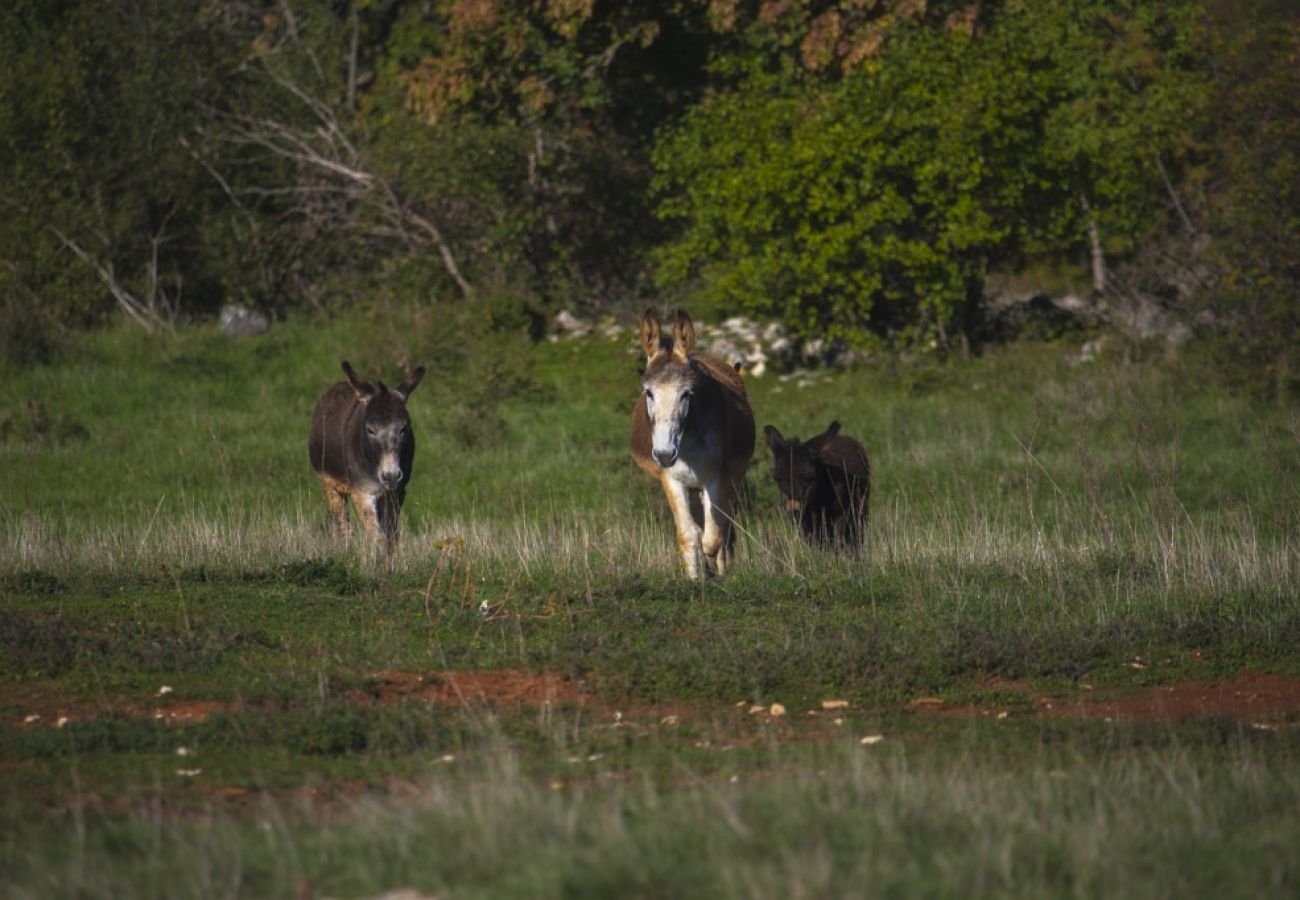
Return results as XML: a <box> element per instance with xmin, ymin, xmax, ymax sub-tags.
<box><xmin>319</xmin><ymin>474</ymin><xmax>354</xmax><ymax>539</ymax></box>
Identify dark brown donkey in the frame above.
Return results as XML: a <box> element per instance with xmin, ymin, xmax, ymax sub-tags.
<box><xmin>309</xmin><ymin>361</ymin><xmax>426</xmax><ymax>551</ymax></box>
<box><xmin>631</xmin><ymin>308</ymin><xmax>755</xmax><ymax>579</ymax></box>
<box><xmin>764</xmin><ymin>420</ymin><xmax>871</xmax><ymax>549</ymax></box>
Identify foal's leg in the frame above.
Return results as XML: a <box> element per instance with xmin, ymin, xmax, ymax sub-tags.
<box><xmin>319</xmin><ymin>474</ymin><xmax>353</xmax><ymax>539</ymax></box>
<box><xmin>660</xmin><ymin>475</ymin><xmax>703</xmax><ymax>579</ymax></box>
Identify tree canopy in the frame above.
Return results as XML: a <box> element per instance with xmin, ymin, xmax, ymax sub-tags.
<box><xmin>0</xmin><ymin>0</ymin><xmax>1295</xmax><ymax>387</ymax></box>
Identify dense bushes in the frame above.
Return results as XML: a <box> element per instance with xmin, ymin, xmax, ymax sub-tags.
<box><xmin>652</xmin><ymin>2</ymin><xmax>1207</xmax><ymax>348</ymax></box>
<box><xmin>0</xmin><ymin>1</ymin><xmax>1294</xmax><ymax>390</ymax></box>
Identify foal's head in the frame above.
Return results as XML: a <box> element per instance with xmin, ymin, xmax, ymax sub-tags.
<box><xmin>638</xmin><ymin>308</ymin><xmax>702</xmax><ymax>469</ymax></box>
<box><xmin>763</xmin><ymin>421</ymin><xmax>841</xmax><ymax>521</ymax></box>
<box><xmin>342</xmin><ymin>361</ymin><xmax>426</xmax><ymax>491</ymax></box>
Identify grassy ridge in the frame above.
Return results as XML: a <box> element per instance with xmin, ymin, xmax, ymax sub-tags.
<box><xmin>2</xmin><ymin>317</ymin><xmax>1299</xmax><ymax>897</ymax></box>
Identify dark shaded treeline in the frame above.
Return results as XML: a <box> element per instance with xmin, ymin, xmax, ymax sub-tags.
<box><xmin>0</xmin><ymin>0</ymin><xmax>1295</xmax><ymax>390</ymax></box>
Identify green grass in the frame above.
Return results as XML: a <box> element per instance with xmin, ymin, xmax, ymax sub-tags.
<box><xmin>4</xmin><ymin>724</ymin><xmax>1299</xmax><ymax>899</ymax></box>
<box><xmin>2</xmin><ymin>315</ymin><xmax>1298</xmax><ymax>897</ymax></box>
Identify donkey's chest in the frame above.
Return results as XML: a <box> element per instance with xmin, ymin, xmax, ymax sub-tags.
<box><xmin>663</xmin><ymin>437</ymin><xmax>725</xmax><ymax>488</ymax></box>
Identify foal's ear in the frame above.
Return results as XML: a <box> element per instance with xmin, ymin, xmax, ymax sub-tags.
<box><xmin>341</xmin><ymin>360</ymin><xmax>376</xmax><ymax>399</ymax></box>
<box><xmin>394</xmin><ymin>366</ymin><xmax>426</xmax><ymax>402</ymax></box>
<box><xmin>825</xmin><ymin>420</ymin><xmax>841</xmax><ymax>437</ymax></box>
<box><xmin>763</xmin><ymin>424</ymin><xmax>786</xmax><ymax>450</ymax></box>
<box><xmin>671</xmin><ymin>308</ymin><xmax>695</xmax><ymax>358</ymax></box>
<box><xmin>639</xmin><ymin>308</ymin><xmax>662</xmax><ymax>359</ymax></box>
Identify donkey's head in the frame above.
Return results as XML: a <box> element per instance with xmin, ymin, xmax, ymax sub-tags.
<box><xmin>638</xmin><ymin>308</ymin><xmax>702</xmax><ymax>469</ymax></box>
<box><xmin>763</xmin><ymin>421</ymin><xmax>841</xmax><ymax>521</ymax></box>
<box><xmin>342</xmin><ymin>360</ymin><xmax>426</xmax><ymax>492</ymax></box>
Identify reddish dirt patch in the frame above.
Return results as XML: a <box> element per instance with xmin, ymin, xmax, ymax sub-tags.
<box><xmin>9</xmin><ymin>669</ymin><xmax>1300</xmax><ymax>731</ymax></box>
<box><xmin>357</xmin><ymin>669</ymin><xmax>591</xmax><ymax>709</ymax></box>
<box><xmin>2</xmin><ymin>680</ymin><xmax>247</xmax><ymax>729</ymax></box>
<box><xmin>1044</xmin><ymin>671</ymin><xmax>1300</xmax><ymax>724</ymax></box>
<box><xmin>917</xmin><ymin>671</ymin><xmax>1300</xmax><ymax>726</ymax></box>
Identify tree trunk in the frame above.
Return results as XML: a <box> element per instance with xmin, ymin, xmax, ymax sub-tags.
<box><xmin>346</xmin><ymin>2</ymin><xmax>359</xmax><ymax>111</ymax></box>
<box><xmin>1080</xmin><ymin>194</ymin><xmax>1106</xmax><ymax>297</ymax></box>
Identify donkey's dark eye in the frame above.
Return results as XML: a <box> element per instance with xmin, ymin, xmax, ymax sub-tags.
<box><xmin>643</xmin><ymin>389</ymin><xmax>654</xmax><ymax>401</ymax></box>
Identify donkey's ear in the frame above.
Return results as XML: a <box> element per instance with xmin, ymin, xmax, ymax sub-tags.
<box><xmin>639</xmin><ymin>308</ymin><xmax>662</xmax><ymax>359</ymax></box>
<box><xmin>394</xmin><ymin>366</ymin><xmax>426</xmax><ymax>402</ymax></box>
<box><xmin>826</xmin><ymin>420</ymin><xmax>841</xmax><ymax>437</ymax></box>
<box><xmin>341</xmin><ymin>360</ymin><xmax>375</xmax><ymax>399</ymax></box>
<box><xmin>671</xmin><ymin>308</ymin><xmax>695</xmax><ymax>358</ymax></box>
<box><xmin>763</xmin><ymin>424</ymin><xmax>786</xmax><ymax>450</ymax></box>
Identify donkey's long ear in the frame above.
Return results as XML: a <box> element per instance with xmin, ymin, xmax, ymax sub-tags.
<box><xmin>671</xmin><ymin>308</ymin><xmax>695</xmax><ymax>358</ymax></box>
<box><xmin>341</xmin><ymin>360</ymin><xmax>376</xmax><ymax>399</ymax></box>
<box><xmin>825</xmin><ymin>420</ymin><xmax>842</xmax><ymax>437</ymax></box>
<box><xmin>394</xmin><ymin>366</ymin><xmax>426</xmax><ymax>402</ymax></box>
<box><xmin>639</xmin><ymin>308</ymin><xmax>662</xmax><ymax>359</ymax></box>
<box><xmin>763</xmin><ymin>424</ymin><xmax>786</xmax><ymax>450</ymax></box>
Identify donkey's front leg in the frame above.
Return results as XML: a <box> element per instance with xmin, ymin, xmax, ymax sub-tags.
<box><xmin>661</xmin><ymin>475</ymin><xmax>703</xmax><ymax>579</ymax></box>
<box><xmin>354</xmin><ymin>490</ymin><xmax>393</xmax><ymax>551</ymax></box>
<box><xmin>319</xmin><ymin>474</ymin><xmax>354</xmax><ymax>539</ymax></box>
<box><xmin>700</xmin><ymin>479</ymin><xmax>736</xmax><ymax>577</ymax></box>
<box><xmin>375</xmin><ymin>491</ymin><xmax>403</xmax><ymax>553</ymax></box>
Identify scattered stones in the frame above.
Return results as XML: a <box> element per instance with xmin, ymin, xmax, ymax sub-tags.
<box><xmin>553</xmin><ymin>309</ymin><xmax>868</xmax><ymax>376</ymax></box>
<box><xmin>552</xmin><ymin>309</ymin><xmax>591</xmax><ymax>339</ymax></box>
<box><xmin>1076</xmin><ymin>337</ymin><xmax>1106</xmax><ymax>364</ymax></box>
<box><xmin>218</xmin><ymin>304</ymin><xmax>270</xmax><ymax>336</ymax></box>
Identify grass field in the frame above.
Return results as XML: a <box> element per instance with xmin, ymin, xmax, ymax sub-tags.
<box><xmin>2</xmin><ymin>315</ymin><xmax>1298</xmax><ymax>898</ymax></box>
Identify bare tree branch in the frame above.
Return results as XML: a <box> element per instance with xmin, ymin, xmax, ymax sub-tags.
<box><xmin>201</xmin><ymin>57</ymin><xmax>476</xmax><ymax>300</ymax></box>
<box><xmin>50</xmin><ymin>226</ymin><xmax>175</xmax><ymax>334</ymax></box>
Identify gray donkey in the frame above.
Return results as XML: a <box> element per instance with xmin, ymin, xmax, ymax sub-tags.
<box><xmin>309</xmin><ymin>360</ymin><xmax>425</xmax><ymax>551</ymax></box>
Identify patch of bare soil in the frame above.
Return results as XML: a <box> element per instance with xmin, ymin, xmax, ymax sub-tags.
<box><xmin>355</xmin><ymin>669</ymin><xmax>591</xmax><ymax>710</ymax></box>
<box><xmin>8</xmin><ymin>669</ymin><xmax>1300</xmax><ymax>733</ymax></box>
<box><xmin>1043</xmin><ymin>671</ymin><xmax>1300</xmax><ymax>725</ymax></box>
<box><xmin>2</xmin><ymin>680</ymin><xmax>247</xmax><ymax>729</ymax></box>
<box><xmin>354</xmin><ymin>671</ymin><xmax>844</xmax><ymax>748</ymax></box>
<box><xmin>916</xmin><ymin>670</ymin><xmax>1300</xmax><ymax>727</ymax></box>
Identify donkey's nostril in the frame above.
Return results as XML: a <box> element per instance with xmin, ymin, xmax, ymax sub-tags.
<box><xmin>380</xmin><ymin>471</ymin><xmax>402</xmax><ymax>489</ymax></box>
<box><xmin>653</xmin><ymin>449</ymin><xmax>678</xmax><ymax>467</ymax></box>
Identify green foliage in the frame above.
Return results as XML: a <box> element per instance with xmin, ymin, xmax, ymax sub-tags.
<box><xmin>0</xmin><ymin>0</ymin><xmax>1292</xmax><ymax>392</ymax></box>
<box><xmin>1189</xmin><ymin>0</ymin><xmax>1300</xmax><ymax>396</ymax></box>
<box><xmin>653</xmin><ymin>2</ymin><xmax>1209</xmax><ymax>346</ymax></box>
<box><xmin>0</xmin><ymin>0</ymin><xmax>247</xmax><ymax>349</ymax></box>
<box><xmin>356</xmin><ymin>1</ymin><xmax>712</xmax><ymax>307</ymax></box>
